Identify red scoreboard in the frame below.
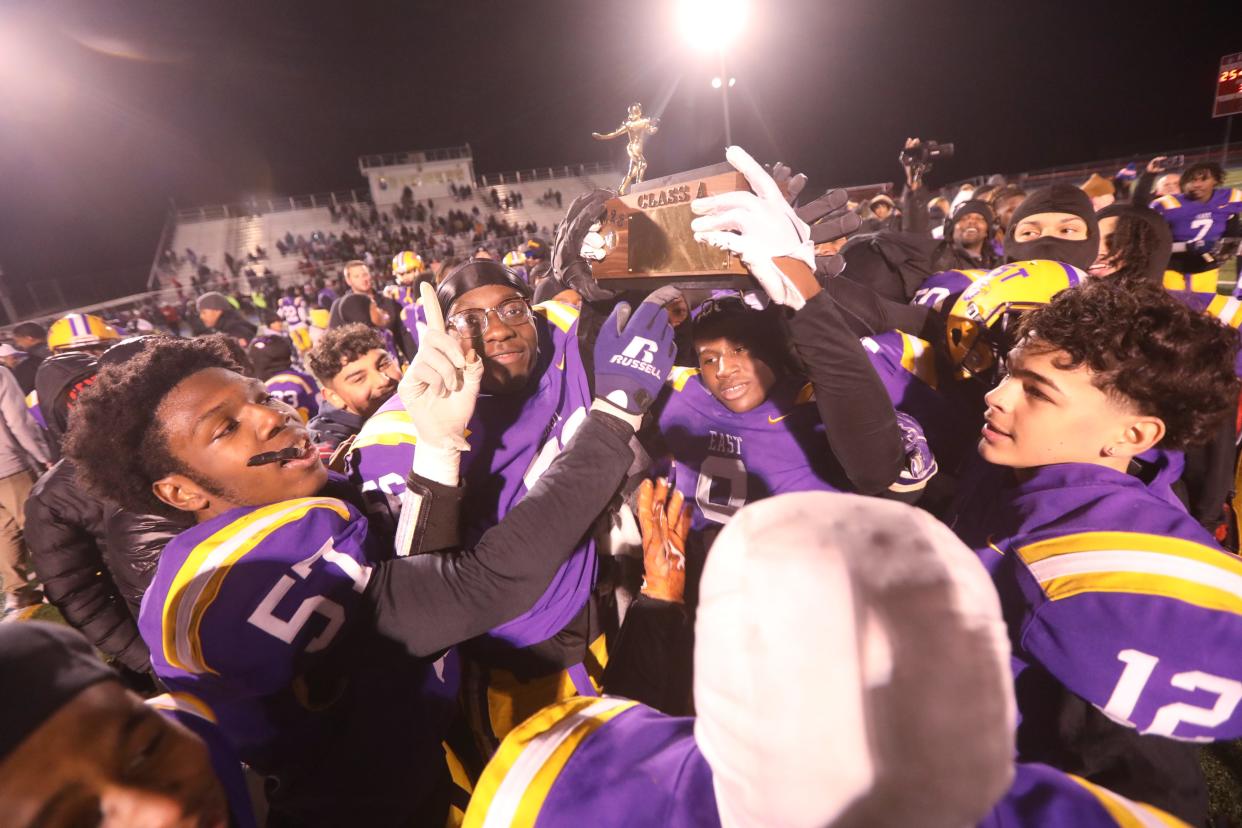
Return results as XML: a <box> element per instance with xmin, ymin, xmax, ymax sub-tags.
<box><xmin>1215</xmin><ymin>52</ymin><xmax>1242</xmax><ymax>118</ymax></box>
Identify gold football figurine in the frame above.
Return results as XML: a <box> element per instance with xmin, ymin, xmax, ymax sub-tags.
<box><xmin>592</xmin><ymin>103</ymin><xmax>660</xmax><ymax>195</ymax></box>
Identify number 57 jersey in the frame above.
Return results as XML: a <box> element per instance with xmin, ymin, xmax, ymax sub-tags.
<box><xmin>950</xmin><ymin>460</ymin><xmax>1242</xmax><ymax>744</ymax></box>
<box><xmin>137</xmin><ymin>492</ymin><xmax>460</xmax><ymax>816</ymax></box>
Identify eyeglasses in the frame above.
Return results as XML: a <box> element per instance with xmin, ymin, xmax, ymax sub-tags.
<box><xmin>445</xmin><ymin>297</ymin><xmax>533</xmax><ymax>339</ymax></box>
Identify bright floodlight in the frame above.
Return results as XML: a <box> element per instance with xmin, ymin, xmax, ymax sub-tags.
<box><xmin>711</xmin><ymin>76</ymin><xmax>722</xmax><ymax>89</ymax></box>
<box><xmin>676</xmin><ymin>0</ymin><xmax>749</xmax><ymax>52</ymax></box>
<box><xmin>728</xmin><ymin>77</ymin><xmax>736</xmax><ymax>87</ymax></box>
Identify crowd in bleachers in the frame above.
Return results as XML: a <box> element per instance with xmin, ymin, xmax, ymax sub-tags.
<box><xmin>2</xmin><ymin>135</ymin><xmax>1242</xmax><ymax>828</ymax></box>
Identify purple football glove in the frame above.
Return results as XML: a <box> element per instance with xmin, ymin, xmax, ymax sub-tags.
<box><xmin>592</xmin><ymin>291</ymin><xmax>678</xmax><ymax>417</ymax></box>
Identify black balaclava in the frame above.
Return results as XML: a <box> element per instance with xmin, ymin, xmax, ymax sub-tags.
<box><xmin>435</xmin><ymin>260</ymin><xmax>532</xmax><ymax>317</ymax></box>
<box><xmin>0</xmin><ymin>622</ymin><xmax>115</xmax><ymax>761</ymax></box>
<box><xmin>1095</xmin><ymin>203</ymin><xmax>1173</xmax><ymax>286</ymax></box>
<box><xmin>1003</xmin><ymin>184</ymin><xmax>1099</xmax><ymax>271</ymax></box>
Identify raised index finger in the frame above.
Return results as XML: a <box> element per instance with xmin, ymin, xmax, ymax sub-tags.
<box><xmin>420</xmin><ymin>280</ymin><xmax>446</xmax><ymax>334</ymax></box>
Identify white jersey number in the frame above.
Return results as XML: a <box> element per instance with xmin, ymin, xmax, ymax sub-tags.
<box><xmin>1101</xmin><ymin>648</ymin><xmax>1242</xmax><ymax>741</ymax></box>
<box><xmin>695</xmin><ymin>455</ymin><xmax>748</xmax><ymax>524</ymax></box>
<box><xmin>247</xmin><ymin>537</ymin><xmax>371</xmax><ymax>651</ymax></box>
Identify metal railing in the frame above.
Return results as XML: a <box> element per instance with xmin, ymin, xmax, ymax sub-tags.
<box><xmin>1005</xmin><ymin>143</ymin><xmax>1242</xmax><ymax>189</ymax></box>
<box><xmin>357</xmin><ymin>144</ymin><xmax>473</xmax><ymax>170</ymax></box>
<box><xmin>476</xmin><ymin>161</ymin><xmax>617</xmax><ymax>188</ymax></box>
<box><xmin>173</xmin><ymin>190</ymin><xmax>372</xmax><ymax>224</ymax></box>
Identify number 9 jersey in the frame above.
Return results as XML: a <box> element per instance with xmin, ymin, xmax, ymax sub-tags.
<box><xmin>653</xmin><ymin>370</ymin><xmax>848</xmax><ymax>531</ymax></box>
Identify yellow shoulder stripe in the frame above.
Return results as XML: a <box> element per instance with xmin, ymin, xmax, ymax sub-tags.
<box><xmin>351</xmin><ymin>408</ymin><xmax>418</xmax><ymax>451</ymax></box>
<box><xmin>267</xmin><ymin>373</ymin><xmax>315</xmax><ymax>395</ymax></box>
<box><xmin>1206</xmin><ymin>296</ymin><xmax>1242</xmax><ymax>329</ymax></box>
<box><xmin>464</xmin><ymin>697</ymin><xmax>637</xmax><ymax>828</ymax></box>
<box><xmin>668</xmin><ymin>366</ymin><xmax>699</xmax><ymax>392</ymax></box>
<box><xmin>1157</xmin><ymin>194</ymin><xmax>1181</xmax><ymax>210</ymax></box>
<box><xmin>534</xmin><ymin>300</ymin><xmax>580</xmax><ymax>334</ymax></box>
<box><xmin>1067</xmin><ymin>774</ymin><xmax>1188</xmax><ymax>827</ymax></box>
<box><xmin>1229</xmin><ymin>188</ymin><xmax>1242</xmax><ymax>204</ymax></box>
<box><xmin>162</xmin><ymin>497</ymin><xmax>352</xmax><ymax>675</ymax></box>
<box><xmin>898</xmin><ymin>332</ymin><xmax>938</xmax><ymax>388</ymax></box>
<box><xmin>25</xmin><ymin>390</ymin><xmax>37</xmax><ymax>408</ymax></box>
<box><xmin>1017</xmin><ymin>531</ymin><xmax>1242</xmax><ymax>615</ymax></box>
<box><xmin>146</xmin><ymin>692</ymin><xmax>218</xmax><ymax>724</ymax></box>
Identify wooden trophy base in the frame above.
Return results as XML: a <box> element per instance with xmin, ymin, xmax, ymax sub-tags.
<box><xmin>591</xmin><ymin>162</ymin><xmax>760</xmax><ymax>291</ymax></box>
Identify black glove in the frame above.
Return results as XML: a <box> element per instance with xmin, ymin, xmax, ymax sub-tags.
<box><xmin>552</xmin><ymin>188</ymin><xmax>616</xmax><ymax>302</ymax></box>
<box><xmin>796</xmin><ymin>188</ymin><xmax>862</xmax><ymax>244</ymax></box>
<box><xmin>764</xmin><ymin>162</ymin><xmax>808</xmax><ymax>206</ymax></box>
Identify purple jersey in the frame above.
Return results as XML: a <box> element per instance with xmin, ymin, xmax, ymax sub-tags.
<box><xmin>980</xmin><ymin>763</ymin><xmax>1189</xmax><ymax>827</ymax></box>
<box><xmin>1151</xmin><ymin>188</ymin><xmax>1242</xmax><ymax>253</ymax></box>
<box><xmin>910</xmin><ymin>268</ymin><xmax>988</xmax><ymax>313</ymax></box>
<box><xmin>862</xmin><ymin>330</ymin><xmax>985</xmax><ymax>476</ymax></box>
<box><xmin>276</xmin><ymin>295</ymin><xmax>308</xmax><ymax>327</ymax></box>
<box><xmin>138</xmin><ymin>491</ymin><xmax>459</xmax><ymax>816</ymax></box>
<box><xmin>349</xmin><ymin>301</ymin><xmax>598</xmax><ymax>749</ymax></box>
<box><xmin>1169</xmin><ymin>292</ymin><xmax>1242</xmax><ymax>377</ymax></box>
<box><xmin>464</xmin><ymin>697</ymin><xmax>1183</xmax><ymax>828</ymax></box>
<box><xmin>349</xmin><ymin>300</ymin><xmax>594</xmax><ymax>648</ymax></box>
<box><xmin>654</xmin><ymin>370</ymin><xmax>845</xmax><ymax>531</ymax></box>
<box><xmin>384</xmin><ymin>284</ymin><xmax>425</xmax><ymax>348</ymax></box>
<box><xmin>147</xmin><ymin>693</ymin><xmax>258</xmax><ymax>828</ymax></box>
<box><xmin>265</xmin><ymin>368</ymin><xmax>319</xmax><ymax>422</ymax></box>
<box><xmin>463</xmin><ymin>697</ymin><xmax>720</xmax><ymax>828</ymax></box>
<box><xmin>949</xmin><ymin>461</ymin><xmax>1242</xmax><ymax>744</ymax></box>
<box><xmin>24</xmin><ymin>389</ymin><xmax>45</xmax><ymax>430</ymax></box>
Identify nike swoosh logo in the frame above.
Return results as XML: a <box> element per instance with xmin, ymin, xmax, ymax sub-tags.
<box><xmin>767</xmin><ymin>413</ymin><xmax>790</xmax><ymax>424</ymax></box>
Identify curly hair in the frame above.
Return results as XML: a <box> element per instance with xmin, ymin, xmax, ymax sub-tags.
<box><xmin>1101</xmin><ymin>212</ymin><xmax>1169</xmax><ymax>290</ymax></box>
<box><xmin>63</xmin><ymin>335</ymin><xmax>240</xmax><ymax>517</ymax></box>
<box><xmin>306</xmin><ymin>323</ymin><xmax>386</xmax><ymax>384</ymax></box>
<box><xmin>1016</xmin><ymin>280</ymin><xmax>1239</xmax><ymax>449</ymax></box>
<box><xmin>1182</xmin><ymin>161</ymin><xmax>1223</xmax><ymax>186</ymax></box>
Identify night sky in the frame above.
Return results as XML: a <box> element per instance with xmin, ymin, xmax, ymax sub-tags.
<box><xmin>0</xmin><ymin>0</ymin><xmax>1235</xmax><ymax>310</ymax></box>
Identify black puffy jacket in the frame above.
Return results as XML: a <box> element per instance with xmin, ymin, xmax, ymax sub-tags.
<box><xmin>104</xmin><ymin>506</ymin><xmax>185</xmax><ymax>620</ymax></box>
<box><xmin>26</xmin><ymin>459</ymin><xmax>150</xmax><ymax>672</ymax></box>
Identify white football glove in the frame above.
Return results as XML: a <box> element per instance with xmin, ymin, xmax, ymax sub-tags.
<box><xmin>397</xmin><ymin>282</ymin><xmax>482</xmax><ymax>484</ymax></box>
<box><xmin>691</xmin><ymin>145</ymin><xmax>816</xmax><ymax>310</ymax></box>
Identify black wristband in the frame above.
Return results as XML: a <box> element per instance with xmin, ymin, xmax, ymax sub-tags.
<box><xmin>397</xmin><ymin>472</ymin><xmax>465</xmax><ymax>555</ymax></box>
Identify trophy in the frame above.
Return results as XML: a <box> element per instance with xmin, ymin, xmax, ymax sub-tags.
<box><xmin>588</xmin><ymin>104</ymin><xmax>794</xmax><ymax>291</ymax></box>
<box><xmin>589</xmin><ymin>162</ymin><xmax>768</xmax><ymax>291</ymax></box>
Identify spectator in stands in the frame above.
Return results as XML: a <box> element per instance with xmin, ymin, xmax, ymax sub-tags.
<box><xmin>859</xmin><ymin>194</ymin><xmax>897</xmax><ymax>232</ymax></box>
<box><xmin>305</xmin><ymin>324</ymin><xmax>401</xmax><ymax>454</ymax></box>
<box><xmin>0</xmin><ymin>361</ymin><xmax>50</xmax><ymax>614</ymax></box>
<box><xmin>195</xmin><ymin>292</ymin><xmax>256</xmax><ymax>347</ymax></box>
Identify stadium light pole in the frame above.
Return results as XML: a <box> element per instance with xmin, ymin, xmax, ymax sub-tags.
<box><xmin>677</xmin><ymin>0</ymin><xmax>749</xmax><ymax>146</ymax></box>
